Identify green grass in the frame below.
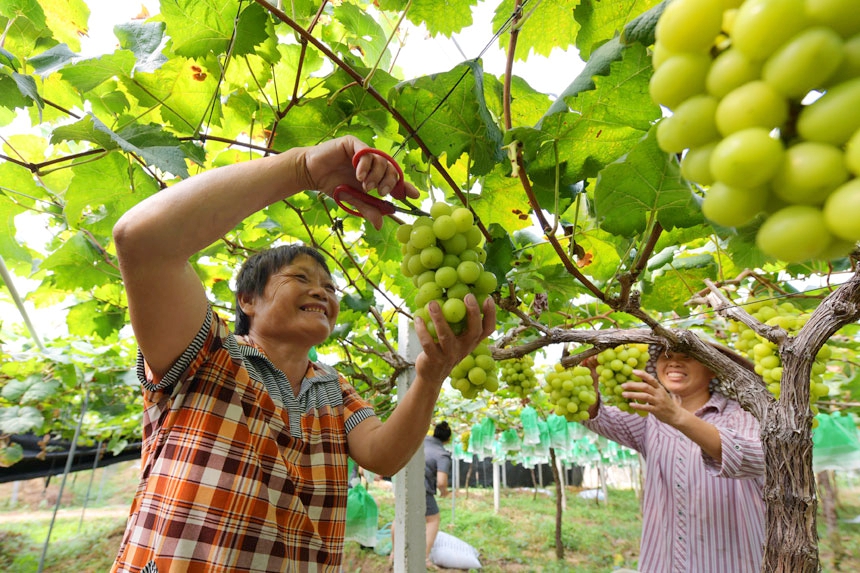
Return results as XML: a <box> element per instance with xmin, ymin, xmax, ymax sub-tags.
<box><xmin>0</xmin><ymin>517</ymin><xmax>125</xmax><ymax>573</ymax></box>
<box><xmin>1</xmin><ymin>462</ymin><xmax>859</xmax><ymax>572</ymax></box>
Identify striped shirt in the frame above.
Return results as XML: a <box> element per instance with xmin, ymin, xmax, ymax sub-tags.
<box><xmin>584</xmin><ymin>392</ymin><xmax>765</xmax><ymax>573</ymax></box>
<box><xmin>112</xmin><ymin>307</ymin><xmax>375</xmax><ymax>573</ymax></box>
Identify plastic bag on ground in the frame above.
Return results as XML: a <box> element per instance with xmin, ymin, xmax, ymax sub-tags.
<box><xmin>373</xmin><ymin>522</ymin><xmax>392</xmax><ymax>556</ymax></box>
<box><xmin>430</xmin><ymin>531</ymin><xmax>482</xmax><ymax>569</ymax></box>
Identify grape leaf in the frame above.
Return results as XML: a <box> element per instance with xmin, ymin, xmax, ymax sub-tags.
<box><xmin>114</xmin><ymin>20</ymin><xmax>168</xmax><ymax>74</ymax></box>
<box><xmin>0</xmin><ymin>193</ymin><xmax>30</xmax><ymax>262</ymax></box>
<box><xmin>541</xmin><ymin>36</ymin><xmax>625</xmax><ymax>120</ymax></box>
<box><xmin>0</xmin><ymin>74</ymin><xmax>30</xmax><ymax>110</ymax></box>
<box><xmin>52</xmin><ymin>115</ymin><xmax>194</xmax><ymax>178</ymax></box>
<box><xmin>1</xmin><ymin>376</ymin><xmax>59</xmax><ymax>403</ymax></box>
<box><xmin>641</xmin><ymin>253</ymin><xmax>717</xmax><ymax>314</ymax></box>
<box><xmin>513</xmin><ymin>43</ymin><xmax>660</xmax><ymax>207</ymax></box>
<box><xmin>595</xmin><ymin>127</ymin><xmax>701</xmax><ymax>237</ymax></box>
<box><xmin>327</xmin><ymin>3</ymin><xmax>391</xmax><ymax>70</ymax></box>
<box><xmin>28</xmin><ymin>43</ymin><xmax>79</xmax><ymax>77</ymax></box>
<box><xmin>492</xmin><ymin>0</ymin><xmax>578</xmax><ymax>61</ymax></box>
<box><xmin>574</xmin><ymin>0</ymin><xmax>661</xmax><ymax>60</ymax></box>
<box><xmin>0</xmin><ymin>442</ymin><xmax>24</xmax><ymax>468</ymax></box>
<box><xmin>40</xmin><ymin>0</ymin><xmax>89</xmax><ymax>53</ymax></box>
<box><xmin>84</xmin><ymin>79</ymin><xmax>130</xmax><ymax>117</ymax></box>
<box><xmin>66</xmin><ymin>299</ymin><xmax>125</xmax><ymax>339</ymax></box>
<box><xmin>59</xmin><ymin>50</ymin><xmax>136</xmax><ymax>93</ymax></box>
<box><xmin>160</xmin><ymin>0</ymin><xmax>239</xmax><ymax>58</ymax></box>
<box><xmin>391</xmin><ymin>61</ymin><xmax>505</xmax><ymax>176</ymax></box>
<box><xmin>475</xmin><ymin>165</ymin><xmax>536</xmax><ymax>235</ymax></box>
<box><xmin>620</xmin><ymin>0</ymin><xmax>667</xmax><ymax>48</ymax></box>
<box><xmin>122</xmin><ymin>56</ymin><xmax>223</xmax><ymax>134</ymax></box>
<box><xmin>271</xmin><ymin>98</ymin><xmax>350</xmax><ymax>150</ymax></box>
<box><xmin>64</xmin><ymin>152</ymin><xmax>159</xmax><ymax>236</ymax></box>
<box><xmin>11</xmin><ymin>72</ymin><xmax>43</xmax><ymax>119</ymax></box>
<box><xmin>0</xmin><ymin>0</ymin><xmax>49</xmax><ymax>58</ymax></box>
<box><xmin>0</xmin><ymin>406</ymin><xmax>44</xmax><ymax>434</ymax></box>
<box><xmin>0</xmin><ymin>46</ymin><xmax>20</xmax><ymax>71</ymax></box>
<box><xmin>484</xmin><ymin>223</ymin><xmax>516</xmax><ymax>285</ymax></box>
<box><xmin>377</xmin><ymin>0</ymin><xmax>477</xmax><ymax>37</ymax></box>
<box><xmin>233</xmin><ymin>3</ymin><xmax>272</xmax><ymax>59</ymax></box>
<box><xmin>39</xmin><ymin>232</ymin><xmax>114</xmax><ymax>291</ymax></box>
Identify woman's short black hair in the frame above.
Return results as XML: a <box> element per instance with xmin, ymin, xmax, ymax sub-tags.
<box><xmin>234</xmin><ymin>244</ymin><xmax>330</xmax><ymax>335</ymax></box>
<box><xmin>433</xmin><ymin>421</ymin><xmax>452</xmax><ymax>443</ymax></box>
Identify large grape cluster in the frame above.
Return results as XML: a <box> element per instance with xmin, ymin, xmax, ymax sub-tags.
<box><xmin>728</xmin><ymin>298</ymin><xmax>831</xmax><ymax>418</ymax></box>
<box><xmin>652</xmin><ymin>0</ymin><xmax>860</xmax><ymax>263</ymax></box>
<box><xmin>398</xmin><ymin>202</ymin><xmax>498</xmax><ymax>337</ymax></box>
<box><xmin>595</xmin><ymin>344</ymin><xmax>651</xmax><ymax>416</ymax></box>
<box><xmin>542</xmin><ymin>364</ymin><xmax>597</xmax><ymax>422</ymax></box>
<box><xmin>499</xmin><ymin>355</ymin><xmax>539</xmax><ymax>397</ymax></box>
<box><xmin>448</xmin><ymin>340</ymin><xmax>498</xmax><ymax>398</ymax></box>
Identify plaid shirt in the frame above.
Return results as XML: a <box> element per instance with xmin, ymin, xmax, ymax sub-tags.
<box><xmin>112</xmin><ymin>308</ymin><xmax>375</xmax><ymax>572</ymax></box>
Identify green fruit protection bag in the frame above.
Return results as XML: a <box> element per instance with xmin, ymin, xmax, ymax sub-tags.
<box><xmin>469</xmin><ymin>422</ymin><xmax>483</xmax><ymax>455</ymax></box>
<box><xmin>345</xmin><ymin>483</ymin><xmax>379</xmax><ymax>548</ymax></box>
<box><xmin>500</xmin><ymin>428</ymin><xmax>521</xmax><ymax>452</ymax></box>
<box><xmin>813</xmin><ymin>412</ymin><xmax>860</xmax><ymax>472</ymax></box>
<box><xmin>521</xmin><ymin>406</ymin><xmax>540</xmax><ymax>445</ymax></box>
<box><xmin>547</xmin><ymin>415</ymin><xmax>569</xmax><ymax>451</ymax></box>
<box><xmin>479</xmin><ymin>418</ymin><xmax>496</xmax><ymax>452</ymax></box>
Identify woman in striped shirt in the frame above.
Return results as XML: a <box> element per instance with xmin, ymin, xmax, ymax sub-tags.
<box><xmin>583</xmin><ymin>349</ymin><xmax>766</xmax><ymax>573</ymax></box>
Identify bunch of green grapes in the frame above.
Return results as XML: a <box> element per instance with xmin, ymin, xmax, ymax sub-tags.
<box><xmin>448</xmin><ymin>340</ymin><xmax>498</xmax><ymax>398</ymax></box>
<box><xmin>397</xmin><ymin>202</ymin><xmax>498</xmax><ymax>338</ymax></box>
<box><xmin>651</xmin><ymin>0</ymin><xmax>860</xmax><ymax>263</ymax></box>
<box><xmin>499</xmin><ymin>355</ymin><xmax>539</xmax><ymax>397</ymax></box>
<box><xmin>728</xmin><ymin>298</ymin><xmax>831</xmax><ymax>419</ymax></box>
<box><xmin>541</xmin><ymin>364</ymin><xmax>597</xmax><ymax>422</ymax></box>
<box><xmin>595</xmin><ymin>344</ymin><xmax>651</xmax><ymax>416</ymax></box>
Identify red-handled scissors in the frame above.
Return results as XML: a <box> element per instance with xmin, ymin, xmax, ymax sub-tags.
<box><xmin>332</xmin><ymin>148</ymin><xmax>426</xmax><ymax>219</ymax></box>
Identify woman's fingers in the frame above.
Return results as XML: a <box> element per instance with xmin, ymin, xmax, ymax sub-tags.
<box><xmin>631</xmin><ymin>368</ymin><xmax>659</xmax><ymax>387</ymax></box>
<box><xmin>356</xmin><ymin>153</ymin><xmax>398</xmax><ymax>195</ymax></box>
<box><xmin>414</xmin><ymin>295</ymin><xmax>496</xmax><ymax>383</ymax></box>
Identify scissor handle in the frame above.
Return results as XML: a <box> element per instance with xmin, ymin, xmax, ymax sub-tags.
<box><xmin>352</xmin><ymin>147</ymin><xmax>407</xmax><ymax>200</ymax></box>
<box><xmin>333</xmin><ymin>184</ymin><xmax>396</xmax><ymax>217</ymax></box>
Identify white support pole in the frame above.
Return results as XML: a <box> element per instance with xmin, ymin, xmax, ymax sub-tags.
<box><xmin>492</xmin><ymin>461</ymin><xmax>500</xmax><ymax>514</ymax></box>
<box><xmin>393</xmin><ymin>315</ymin><xmax>427</xmax><ymax>573</ymax></box>
<box><xmin>598</xmin><ymin>458</ymin><xmax>609</xmax><ymax>504</ymax></box>
<box><xmin>450</xmin><ymin>457</ymin><xmax>457</xmax><ymax>524</ymax></box>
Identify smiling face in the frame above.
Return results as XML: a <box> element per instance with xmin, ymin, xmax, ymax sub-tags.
<box><xmin>238</xmin><ymin>254</ymin><xmax>339</xmax><ymax>347</ymax></box>
<box><xmin>655</xmin><ymin>351</ymin><xmax>715</xmax><ymax>401</ymax></box>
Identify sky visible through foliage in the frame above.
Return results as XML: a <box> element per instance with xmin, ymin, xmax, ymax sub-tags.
<box><xmin>0</xmin><ymin>0</ymin><xmax>584</xmax><ymax>346</ymax></box>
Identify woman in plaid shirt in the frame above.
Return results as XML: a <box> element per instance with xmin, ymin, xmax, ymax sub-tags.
<box><xmin>110</xmin><ymin>136</ymin><xmax>496</xmax><ymax>572</ymax></box>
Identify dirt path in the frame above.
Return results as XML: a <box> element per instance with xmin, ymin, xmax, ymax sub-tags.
<box><xmin>0</xmin><ymin>505</ymin><xmax>130</xmax><ymax>524</ymax></box>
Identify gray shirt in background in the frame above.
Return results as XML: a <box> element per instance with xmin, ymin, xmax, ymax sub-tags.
<box><xmin>424</xmin><ymin>435</ymin><xmax>452</xmax><ymax>495</ymax></box>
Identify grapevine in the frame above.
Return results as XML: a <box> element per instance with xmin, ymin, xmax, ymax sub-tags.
<box><xmin>652</xmin><ymin>0</ymin><xmax>860</xmax><ymax>263</ymax></box>
<box><xmin>728</xmin><ymin>297</ymin><xmax>831</xmax><ymax>425</ymax></box>
<box><xmin>595</xmin><ymin>344</ymin><xmax>651</xmax><ymax>416</ymax></box>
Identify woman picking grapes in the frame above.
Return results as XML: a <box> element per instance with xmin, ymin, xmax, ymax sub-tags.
<box><xmin>582</xmin><ymin>347</ymin><xmax>765</xmax><ymax>572</ymax></box>
<box><xmin>109</xmin><ymin>136</ymin><xmax>496</xmax><ymax>572</ymax></box>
